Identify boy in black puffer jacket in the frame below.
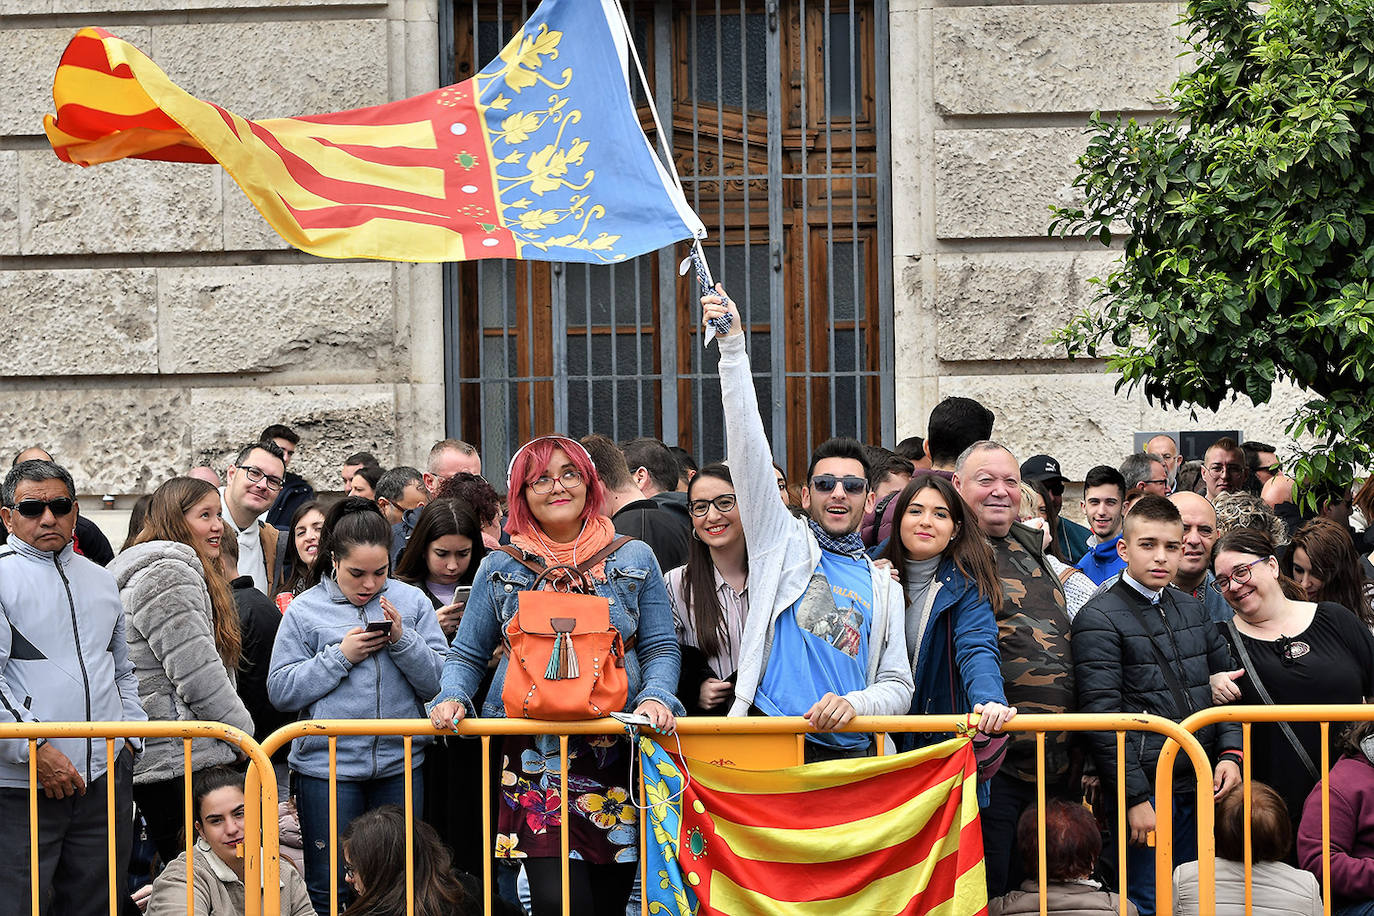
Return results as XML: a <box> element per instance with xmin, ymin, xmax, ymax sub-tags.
<box><xmin>1072</xmin><ymin>494</ymin><xmax>1243</xmax><ymax>916</ymax></box>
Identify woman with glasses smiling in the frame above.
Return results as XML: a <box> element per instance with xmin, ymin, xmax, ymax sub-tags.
<box><xmin>1211</xmin><ymin>526</ymin><xmax>1374</xmax><ymax>840</ymax></box>
<box><xmin>428</xmin><ymin>435</ymin><xmax>682</xmax><ymax>916</ymax></box>
<box><xmin>665</xmin><ymin>463</ymin><xmax>750</xmax><ymax>715</ymax></box>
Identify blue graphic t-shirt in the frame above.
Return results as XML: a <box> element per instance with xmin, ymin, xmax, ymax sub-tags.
<box><xmin>755</xmin><ymin>550</ymin><xmax>874</xmax><ymax>749</ymax></box>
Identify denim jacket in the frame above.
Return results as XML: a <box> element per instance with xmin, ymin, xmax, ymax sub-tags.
<box><xmin>432</xmin><ymin>538</ymin><xmax>684</xmax><ymax>719</ymax></box>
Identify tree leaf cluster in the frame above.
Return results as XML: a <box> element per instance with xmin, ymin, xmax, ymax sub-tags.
<box><xmin>1050</xmin><ymin>0</ymin><xmax>1374</xmax><ymax>503</ymax></box>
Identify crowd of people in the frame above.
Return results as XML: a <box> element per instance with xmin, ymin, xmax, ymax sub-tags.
<box><xmin>2</xmin><ymin>286</ymin><xmax>1374</xmax><ymax>916</ymax></box>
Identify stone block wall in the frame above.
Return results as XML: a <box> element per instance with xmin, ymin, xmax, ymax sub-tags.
<box><xmin>1</xmin><ymin>0</ymin><xmax>445</xmax><ymax>498</ymax></box>
<box><xmin>890</xmin><ymin>0</ymin><xmax>1309</xmax><ymax>477</ymax></box>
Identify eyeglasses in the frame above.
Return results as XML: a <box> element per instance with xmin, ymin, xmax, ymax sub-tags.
<box><xmin>810</xmin><ymin>474</ymin><xmax>868</xmax><ymax>496</ymax></box>
<box><xmin>528</xmin><ymin>469</ymin><xmax>583</xmax><ymax>494</ymax></box>
<box><xmin>689</xmin><ymin>494</ymin><xmax>737</xmax><ymax>517</ymax></box>
<box><xmin>12</xmin><ymin>497</ymin><xmax>75</xmax><ymax>518</ymax></box>
<box><xmin>237</xmin><ymin>465</ymin><xmax>285</xmax><ymax>491</ymax></box>
<box><xmin>1142</xmin><ymin>478</ymin><xmax>1169</xmax><ymax>486</ymax></box>
<box><xmin>343</xmin><ymin>863</ymin><xmax>356</xmax><ymax>879</ymax></box>
<box><xmin>1212</xmin><ymin>557</ymin><xmax>1269</xmax><ymax>593</ymax></box>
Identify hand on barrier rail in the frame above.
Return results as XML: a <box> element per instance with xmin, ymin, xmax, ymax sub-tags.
<box><xmin>1211</xmin><ymin>668</ymin><xmax>1245</xmax><ymax>704</ymax></box>
<box><xmin>633</xmin><ymin>699</ymin><xmax>677</xmax><ymax>735</ymax></box>
<box><xmin>972</xmin><ymin>701</ymin><xmax>1017</xmax><ymax>735</ymax></box>
<box><xmin>805</xmin><ymin>692</ymin><xmax>857</xmax><ymax>731</ymax></box>
<box><xmin>429</xmin><ymin>699</ymin><xmax>465</xmax><ymax>732</ymax></box>
<box><xmin>36</xmin><ymin>742</ymin><xmax>86</xmax><ymax>798</ymax></box>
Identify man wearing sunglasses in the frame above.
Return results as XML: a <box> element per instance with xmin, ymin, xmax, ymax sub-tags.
<box><xmin>702</xmin><ymin>288</ymin><xmax>913</xmax><ymax>763</ymax></box>
<box><xmin>221</xmin><ymin>440</ymin><xmax>286</xmax><ymax>594</ymax></box>
<box><xmin>0</xmin><ymin>459</ymin><xmax>147</xmax><ymax>916</ymax></box>
<box><xmin>0</xmin><ymin>447</ymin><xmax>115</xmax><ymax>567</ymax></box>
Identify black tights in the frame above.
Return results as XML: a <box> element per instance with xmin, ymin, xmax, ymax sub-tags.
<box><xmin>523</xmin><ymin>858</ymin><xmax>636</xmax><ymax>916</ymax></box>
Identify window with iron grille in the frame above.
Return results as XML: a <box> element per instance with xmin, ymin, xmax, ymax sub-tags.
<box><xmin>441</xmin><ymin>0</ymin><xmax>894</xmax><ymax>480</ymax></box>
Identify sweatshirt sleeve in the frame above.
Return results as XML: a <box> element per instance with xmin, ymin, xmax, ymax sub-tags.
<box><xmin>267</xmin><ymin>604</ymin><xmax>352</xmax><ymax>712</ymax></box>
<box><xmin>384</xmin><ymin>589</ymin><xmax>446</xmax><ymax>700</ymax></box>
<box><xmin>130</xmin><ymin>562</ymin><xmax>254</xmax><ymax>737</ymax></box>
<box><xmin>1298</xmin><ymin>768</ymin><xmax>1374</xmax><ymax>900</ymax></box>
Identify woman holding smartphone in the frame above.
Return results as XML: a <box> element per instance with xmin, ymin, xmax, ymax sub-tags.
<box><xmin>394</xmin><ymin>498</ymin><xmax>491</xmax><ymax>875</ymax></box>
<box><xmin>267</xmin><ymin>497</ymin><xmax>448</xmax><ymax>914</ymax></box>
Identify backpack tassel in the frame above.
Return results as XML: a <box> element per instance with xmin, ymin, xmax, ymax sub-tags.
<box><xmin>546</xmin><ymin>632</ymin><xmax>579</xmax><ymax>680</ymax></box>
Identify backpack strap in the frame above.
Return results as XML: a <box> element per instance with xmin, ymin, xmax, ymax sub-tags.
<box><xmin>496</xmin><ymin>545</ymin><xmax>546</xmax><ymax>578</ymax></box>
<box><xmin>574</xmin><ymin>535</ymin><xmax>635</xmax><ymax>576</ymax></box>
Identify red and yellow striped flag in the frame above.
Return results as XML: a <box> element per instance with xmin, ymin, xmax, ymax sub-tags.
<box><xmin>641</xmin><ymin>735</ymin><xmax>988</xmax><ymax>915</ymax></box>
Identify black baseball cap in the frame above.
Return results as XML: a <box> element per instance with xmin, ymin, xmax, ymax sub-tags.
<box><xmin>1020</xmin><ymin>454</ymin><xmax>1068</xmax><ymax>485</ymax></box>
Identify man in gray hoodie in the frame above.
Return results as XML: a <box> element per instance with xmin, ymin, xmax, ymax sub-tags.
<box><xmin>0</xmin><ymin>459</ymin><xmax>147</xmax><ymax>916</ymax></box>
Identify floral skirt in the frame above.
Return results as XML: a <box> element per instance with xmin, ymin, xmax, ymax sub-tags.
<box><xmin>495</xmin><ymin>733</ymin><xmax>639</xmax><ymax>864</ymax></box>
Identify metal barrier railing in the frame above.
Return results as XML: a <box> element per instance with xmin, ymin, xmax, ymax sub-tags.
<box><xmin>252</xmin><ymin>714</ymin><xmax>1217</xmax><ymax>916</ymax></box>
<box><xmin>0</xmin><ymin>720</ymin><xmax>273</xmax><ymax>916</ymax></box>
<box><xmin>3</xmin><ymin>714</ymin><xmax>1219</xmax><ymax>916</ymax></box>
<box><xmin>1173</xmin><ymin>705</ymin><xmax>1374</xmax><ymax>916</ymax></box>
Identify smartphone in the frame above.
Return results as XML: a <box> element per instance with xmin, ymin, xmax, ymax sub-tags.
<box><xmin>453</xmin><ymin>586</ymin><xmax>473</xmax><ymax>604</ymax></box>
<box><xmin>364</xmin><ymin>619</ymin><xmax>394</xmax><ymax>636</ymax></box>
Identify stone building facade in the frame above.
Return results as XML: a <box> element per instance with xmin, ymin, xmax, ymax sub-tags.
<box><xmin>2</xmin><ymin>0</ymin><xmax>1306</xmax><ymax>501</ymax></box>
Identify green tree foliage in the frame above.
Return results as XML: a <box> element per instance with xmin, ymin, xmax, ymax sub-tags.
<box><xmin>1051</xmin><ymin>0</ymin><xmax>1374</xmax><ymax>503</ymax></box>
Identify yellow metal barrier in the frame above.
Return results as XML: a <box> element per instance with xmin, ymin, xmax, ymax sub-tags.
<box><xmin>1</xmin><ymin>714</ymin><xmax>1218</xmax><ymax>916</ymax></box>
<box><xmin>0</xmin><ymin>720</ymin><xmax>275</xmax><ymax>916</ymax></box>
<box><xmin>1176</xmin><ymin>704</ymin><xmax>1374</xmax><ymax>916</ymax></box>
<box><xmin>254</xmin><ymin>713</ymin><xmax>1216</xmax><ymax>916</ymax></box>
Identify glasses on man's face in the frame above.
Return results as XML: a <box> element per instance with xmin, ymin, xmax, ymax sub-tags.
<box><xmin>12</xmin><ymin>497</ymin><xmax>75</xmax><ymax>519</ymax></box>
<box><xmin>1212</xmin><ymin>557</ymin><xmax>1269</xmax><ymax>593</ymax></box>
<box><xmin>238</xmin><ymin>465</ymin><xmax>285</xmax><ymax>491</ymax></box>
<box><xmin>810</xmin><ymin>474</ymin><xmax>868</xmax><ymax>496</ymax></box>
<box><xmin>689</xmin><ymin>494</ymin><xmax>737</xmax><ymax>517</ymax></box>
<box><xmin>528</xmin><ymin>468</ymin><xmax>583</xmax><ymax>495</ymax></box>
<box><xmin>1143</xmin><ymin>478</ymin><xmax>1169</xmax><ymax>486</ymax></box>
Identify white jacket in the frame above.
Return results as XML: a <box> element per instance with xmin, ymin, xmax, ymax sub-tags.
<box><xmin>1173</xmin><ymin>858</ymin><xmax>1322</xmax><ymax>916</ymax></box>
<box><xmin>716</xmin><ymin>331</ymin><xmax>913</xmax><ymax>719</ymax></box>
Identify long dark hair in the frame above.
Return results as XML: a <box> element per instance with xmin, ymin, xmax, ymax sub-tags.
<box><xmin>1281</xmin><ymin>517</ymin><xmax>1374</xmax><ymax>626</ymax></box>
<box><xmin>308</xmin><ymin>497</ymin><xmax>393</xmax><ymax>589</ymax></box>
<box><xmin>1027</xmin><ymin>479</ymin><xmax>1065</xmax><ymax>562</ymax></box>
<box><xmin>341</xmin><ymin>806</ymin><xmax>474</xmax><ymax>916</ymax></box>
<box><xmin>277</xmin><ymin>499</ymin><xmax>325</xmax><ymax>595</ymax></box>
<box><xmin>681</xmin><ymin>464</ymin><xmax>747</xmax><ymax>661</ymax></box>
<box><xmin>882</xmin><ymin>474</ymin><xmax>1002</xmax><ymax>615</ymax></box>
<box><xmin>393</xmin><ymin>499</ymin><xmax>488</xmax><ymax>589</ymax></box>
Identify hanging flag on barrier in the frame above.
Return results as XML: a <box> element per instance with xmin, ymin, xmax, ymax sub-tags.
<box><xmin>639</xmin><ymin>735</ymin><xmax>989</xmax><ymax>916</ymax></box>
<box><xmin>43</xmin><ymin>0</ymin><xmax>705</xmax><ymax>264</ymax></box>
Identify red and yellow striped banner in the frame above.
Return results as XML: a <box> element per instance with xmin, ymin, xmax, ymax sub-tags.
<box><xmin>643</xmin><ymin>736</ymin><xmax>988</xmax><ymax>915</ymax></box>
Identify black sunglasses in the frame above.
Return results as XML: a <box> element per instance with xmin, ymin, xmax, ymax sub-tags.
<box><xmin>13</xmin><ymin>497</ymin><xmax>75</xmax><ymax>518</ymax></box>
<box><xmin>810</xmin><ymin>474</ymin><xmax>867</xmax><ymax>495</ymax></box>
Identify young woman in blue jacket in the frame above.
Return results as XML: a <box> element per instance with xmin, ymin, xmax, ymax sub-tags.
<box><xmin>268</xmin><ymin>497</ymin><xmax>447</xmax><ymax>914</ymax></box>
<box><xmin>880</xmin><ymin>474</ymin><xmax>1015</xmax><ymax>744</ymax></box>
<box><xmin>429</xmin><ymin>435</ymin><xmax>682</xmax><ymax>916</ymax></box>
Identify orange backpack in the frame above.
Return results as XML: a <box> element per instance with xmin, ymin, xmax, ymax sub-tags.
<box><xmin>496</xmin><ymin>537</ymin><xmax>634</xmax><ymax>720</ymax></box>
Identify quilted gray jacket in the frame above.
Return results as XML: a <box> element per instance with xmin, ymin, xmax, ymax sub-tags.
<box><xmin>109</xmin><ymin>540</ymin><xmax>254</xmax><ymax>783</ymax></box>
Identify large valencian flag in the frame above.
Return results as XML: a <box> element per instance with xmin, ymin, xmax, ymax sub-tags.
<box><xmin>43</xmin><ymin>0</ymin><xmax>705</xmax><ymax>264</ymax></box>
<box><xmin>641</xmin><ymin>735</ymin><xmax>989</xmax><ymax>916</ymax></box>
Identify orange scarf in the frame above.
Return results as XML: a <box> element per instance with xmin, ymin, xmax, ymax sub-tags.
<box><xmin>510</xmin><ymin>514</ymin><xmax>618</xmax><ymax>582</ymax></box>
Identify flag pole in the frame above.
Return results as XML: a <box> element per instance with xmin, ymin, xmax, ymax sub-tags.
<box><xmin>608</xmin><ymin>1</ymin><xmax>730</xmax><ymax>341</ymax></box>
